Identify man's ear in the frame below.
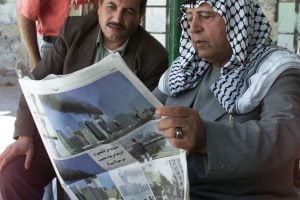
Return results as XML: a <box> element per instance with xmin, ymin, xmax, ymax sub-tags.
<box><xmin>139</xmin><ymin>9</ymin><xmax>146</xmax><ymax>23</ymax></box>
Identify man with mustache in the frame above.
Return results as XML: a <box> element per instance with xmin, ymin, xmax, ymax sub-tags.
<box><xmin>0</xmin><ymin>0</ymin><xmax>168</xmax><ymax>199</ymax></box>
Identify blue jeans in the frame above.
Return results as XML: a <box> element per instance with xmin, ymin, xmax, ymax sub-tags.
<box><xmin>40</xmin><ymin>40</ymin><xmax>54</xmax><ymax>59</ymax></box>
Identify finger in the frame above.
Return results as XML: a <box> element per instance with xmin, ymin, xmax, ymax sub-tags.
<box><xmin>159</xmin><ymin>127</ymin><xmax>178</xmax><ymax>138</ymax></box>
<box><xmin>167</xmin><ymin>137</ymin><xmax>187</xmax><ymax>150</ymax></box>
<box><xmin>0</xmin><ymin>150</ymin><xmax>8</xmax><ymax>171</ymax></box>
<box><xmin>24</xmin><ymin>146</ymin><xmax>34</xmax><ymax>170</ymax></box>
<box><xmin>0</xmin><ymin>148</ymin><xmax>16</xmax><ymax>171</ymax></box>
<box><xmin>160</xmin><ymin>127</ymin><xmax>188</xmax><ymax>142</ymax></box>
<box><xmin>0</xmin><ymin>148</ymin><xmax>8</xmax><ymax>163</ymax></box>
<box><xmin>0</xmin><ymin>157</ymin><xmax>10</xmax><ymax>171</ymax></box>
<box><xmin>156</xmin><ymin>106</ymin><xmax>191</xmax><ymax>118</ymax></box>
<box><xmin>157</xmin><ymin>116</ymin><xmax>189</xmax><ymax>131</ymax></box>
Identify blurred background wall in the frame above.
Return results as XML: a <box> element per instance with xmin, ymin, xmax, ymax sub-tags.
<box><xmin>0</xmin><ymin>0</ymin><xmax>299</xmax><ymax>80</ymax></box>
<box><xmin>0</xmin><ymin>0</ymin><xmax>21</xmax><ymax>85</ymax></box>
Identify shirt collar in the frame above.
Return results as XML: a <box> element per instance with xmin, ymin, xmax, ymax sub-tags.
<box><xmin>96</xmin><ymin>31</ymin><xmax>129</xmax><ymax>56</ymax></box>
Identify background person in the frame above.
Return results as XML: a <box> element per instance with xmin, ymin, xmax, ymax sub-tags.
<box><xmin>17</xmin><ymin>0</ymin><xmax>98</xmax><ymax>69</ymax></box>
<box><xmin>0</xmin><ymin>0</ymin><xmax>168</xmax><ymax>199</ymax></box>
<box><xmin>155</xmin><ymin>0</ymin><xmax>300</xmax><ymax>199</ymax></box>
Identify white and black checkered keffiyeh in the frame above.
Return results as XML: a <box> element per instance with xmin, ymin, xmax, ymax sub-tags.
<box><xmin>158</xmin><ymin>0</ymin><xmax>300</xmax><ymax>114</ymax></box>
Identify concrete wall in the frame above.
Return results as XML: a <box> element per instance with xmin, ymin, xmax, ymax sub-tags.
<box><xmin>0</xmin><ymin>0</ymin><xmax>24</xmax><ymax>85</ymax></box>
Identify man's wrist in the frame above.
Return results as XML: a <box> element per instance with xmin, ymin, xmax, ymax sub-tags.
<box><xmin>18</xmin><ymin>135</ymin><xmax>34</xmax><ymax>142</ymax></box>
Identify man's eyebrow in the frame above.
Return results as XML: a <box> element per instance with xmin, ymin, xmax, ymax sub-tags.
<box><xmin>105</xmin><ymin>0</ymin><xmax>113</xmax><ymax>4</ymax></box>
<box><xmin>104</xmin><ymin>1</ymin><xmax>115</xmax><ymax>6</ymax></box>
<box><xmin>125</xmin><ymin>7</ymin><xmax>136</xmax><ymax>12</ymax></box>
<box><xmin>186</xmin><ymin>10</ymin><xmax>215</xmax><ymax>15</ymax></box>
<box><xmin>196</xmin><ymin>10</ymin><xmax>215</xmax><ymax>14</ymax></box>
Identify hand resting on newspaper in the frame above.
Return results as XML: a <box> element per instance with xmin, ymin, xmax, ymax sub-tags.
<box><xmin>0</xmin><ymin>136</ymin><xmax>34</xmax><ymax>171</ymax></box>
<box><xmin>155</xmin><ymin>106</ymin><xmax>207</xmax><ymax>154</ymax></box>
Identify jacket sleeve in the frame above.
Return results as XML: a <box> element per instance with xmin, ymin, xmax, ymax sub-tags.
<box><xmin>191</xmin><ymin>68</ymin><xmax>300</xmax><ymax>178</ymax></box>
<box><xmin>138</xmin><ymin>52</ymin><xmax>168</xmax><ymax>91</ymax></box>
<box><xmin>126</xmin><ymin>27</ymin><xmax>168</xmax><ymax>91</ymax></box>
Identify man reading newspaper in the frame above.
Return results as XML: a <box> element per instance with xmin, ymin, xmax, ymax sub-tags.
<box><xmin>0</xmin><ymin>0</ymin><xmax>167</xmax><ymax>199</ymax></box>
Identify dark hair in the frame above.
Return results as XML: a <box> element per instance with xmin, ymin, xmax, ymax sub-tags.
<box><xmin>98</xmin><ymin>0</ymin><xmax>147</xmax><ymax>14</ymax></box>
<box><xmin>181</xmin><ymin>0</ymin><xmax>196</xmax><ymax>4</ymax></box>
<box><xmin>140</xmin><ymin>0</ymin><xmax>147</xmax><ymax>13</ymax></box>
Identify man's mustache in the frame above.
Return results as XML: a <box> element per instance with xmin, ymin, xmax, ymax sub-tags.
<box><xmin>107</xmin><ymin>22</ymin><xmax>124</xmax><ymax>30</ymax></box>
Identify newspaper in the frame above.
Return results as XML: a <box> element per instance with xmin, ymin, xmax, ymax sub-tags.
<box><xmin>18</xmin><ymin>54</ymin><xmax>188</xmax><ymax>200</ymax></box>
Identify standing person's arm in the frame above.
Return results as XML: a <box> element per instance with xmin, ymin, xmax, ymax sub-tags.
<box><xmin>17</xmin><ymin>9</ymin><xmax>41</xmax><ymax>70</ymax></box>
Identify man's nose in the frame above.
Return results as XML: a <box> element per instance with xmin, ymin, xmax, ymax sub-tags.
<box><xmin>189</xmin><ymin>17</ymin><xmax>203</xmax><ymax>33</ymax></box>
<box><xmin>112</xmin><ymin>10</ymin><xmax>123</xmax><ymax>23</ymax></box>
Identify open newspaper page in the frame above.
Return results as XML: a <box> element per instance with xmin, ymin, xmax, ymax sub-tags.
<box><xmin>18</xmin><ymin>54</ymin><xmax>189</xmax><ymax>200</ymax></box>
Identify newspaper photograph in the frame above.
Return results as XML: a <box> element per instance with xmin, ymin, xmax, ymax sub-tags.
<box><xmin>18</xmin><ymin>54</ymin><xmax>188</xmax><ymax>200</ymax></box>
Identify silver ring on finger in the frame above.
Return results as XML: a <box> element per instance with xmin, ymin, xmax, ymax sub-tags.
<box><xmin>175</xmin><ymin>127</ymin><xmax>184</xmax><ymax>139</ymax></box>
